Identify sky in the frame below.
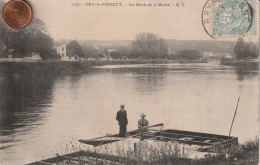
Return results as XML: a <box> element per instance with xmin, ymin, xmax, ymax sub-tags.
<box><xmin>2</xmin><ymin>0</ymin><xmax>258</xmax><ymax>41</ymax></box>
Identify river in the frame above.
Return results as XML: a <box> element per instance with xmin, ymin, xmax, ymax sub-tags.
<box><xmin>0</xmin><ymin>62</ymin><xmax>258</xmax><ymax>164</ymax></box>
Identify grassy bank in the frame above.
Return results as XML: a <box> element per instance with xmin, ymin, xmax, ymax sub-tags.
<box><xmin>194</xmin><ymin>138</ymin><xmax>259</xmax><ymax>165</ymax></box>
<box><xmin>33</xmin><ymin>138</ymin><xmax>259</xmax><ymax>165</ymax></box>
<box><xmin>0</xmin><ymin>60</ymin><xmax>168</xmax><ymax>77</ymax></box>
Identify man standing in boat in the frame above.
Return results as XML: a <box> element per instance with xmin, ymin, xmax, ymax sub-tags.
<box><xmin>116</xmin><ymin>105</ymin><xmax>128</xmax><ymax>137</ymax></box>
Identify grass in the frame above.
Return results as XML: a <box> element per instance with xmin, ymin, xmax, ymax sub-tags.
<box><xmin>34</xmin><ymin>137</ymin><xmax>258</xmax><ymax>165</ymax></box>
<box><xmin>54</xmin><ymin>138</ymin><xmax>259</xmax><ymax>165</ymax></box>
<box><xmin>192</xmin><ymin>137</ymin><xmax>259</xmax><ymax>165</ymax></box>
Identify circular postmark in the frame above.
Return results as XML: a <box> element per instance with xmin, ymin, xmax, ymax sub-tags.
<box><xmin>202</xmin><ymin>0</ymin><xmax>252</xmax><ymax>38</ymax></box>
<box><xmin>2</xmin><ymin>0</ymin><xmax>32</xmax><ymax>30</ymax></box>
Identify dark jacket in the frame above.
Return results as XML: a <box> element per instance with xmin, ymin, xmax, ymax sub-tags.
<box><xmin>116</xmin><ymin>110</ymin><xmax>128</xmax><ymax>125</ymax></box>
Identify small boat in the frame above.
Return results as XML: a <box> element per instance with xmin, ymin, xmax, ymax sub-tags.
<box><xmin>79</xmin><ymin>123</ymin><xmax>238</xmax><ymax>152</ymax></box>
<box><xmin>28</xmin><ymin>124</ymin><xmax>238</xmax><ymax>164</ymax></box>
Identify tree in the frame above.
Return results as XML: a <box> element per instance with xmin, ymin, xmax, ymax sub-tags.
<box><xmin>0</xmin><ymin>2</ymin><xmax>6</xmax><ymax>53</ymax></box>
<box><xmin>67</xmin><ymin>40</ymin><xmax>84</xmax><ymax>58</ymax></box>
<box><xmin>234</xmin><ymin>37</ymin><xmax>246</xmax><ymax>60</ymax></box>
<box><xmin>24</xmin><ymin>19</ymin><xmax>54</xmax><ymax>59</ymax></box>
<box><xmin>250</xmin><ymin>45</ymin><xmax>258</xmax><ymax>59</ymax></box>
<box><xmin>176</xmin><ymin>49</ymin><xmax>202</xmax><ymax>59</ymax></box>
<box><xmin>109</xmin><ymin>46</ymin><xmax>130</xmax><ymax>59</ymax></box>
<box><xmin>131</xmin><ymin>33</ymin><xmax>168</xmax><ymax>59</ymax></box>
<box><xmin>82</xmin><ymin>46</ymin><xmax>100</xmax><ymax>59</ymax></box>
<box><xmin>0</xmin><ymin>18</ymin><xmax>54</xmax><ymax>59</ymax></box>
<box><xmin>234</xmin><ymin>37</ymin><xmax>259</xmax><ymax>60</ymax></box>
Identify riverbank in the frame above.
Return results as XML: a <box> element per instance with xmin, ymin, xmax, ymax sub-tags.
<box><xmin>28</xmin><ymin>138</ymin><xmax>258</xmax><ymax>165</ymax></box>
<box><xmin>0</xmin><ymin>60</ymin><xmax>169</xmax><ymax>76</ymax></box>
<box><xmin>221</xmin><ymin>59</ymin><xmax>259</xmax><ymax>70</ymax></box>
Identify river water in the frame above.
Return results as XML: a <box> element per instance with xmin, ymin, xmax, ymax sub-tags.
<box><xmin>0</xmin><ymin>62</ymin><xmax>258</xmax><ymax>164</ymax></box>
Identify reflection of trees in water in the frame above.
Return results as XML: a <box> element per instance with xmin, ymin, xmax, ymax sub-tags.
<box><xmin>0</xmin><ymin>72</ymin><xmax>56</xmax><ymax>146</ymax></box>
<box><xmin>133</xmin><ymin>68</ymin><xmax>166</xmax><ymax>94</ymax></box>
<box><xmin>94</xmin><ymin>67</ymin><xmax>167</xmax><ymax>94</ymax></box>
<box><xmin>236</xmin><ymin>70</ymin><xmax>259</xmax><ymax>81</ymax></box>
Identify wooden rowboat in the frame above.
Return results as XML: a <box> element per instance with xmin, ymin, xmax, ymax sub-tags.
<box><xmin>28</xmin><ymin>124</ymin><xmax>238</xmax><ymax>164</ymax></box>
<box><xmin>79</xmin><ymin>123</ymin><xmax>238</xmax><ymax>152</ymax></box>
<box><xmin>79</xmin><ymin>123</ymin><xmax>164</xmax><ymax>146</ymax></box>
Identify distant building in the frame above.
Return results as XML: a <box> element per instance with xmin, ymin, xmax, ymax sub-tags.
<box><xmin>203</xmin><ymin>51</ymin><xmax>214</xmax><ymax>57</ymax></box>
<box><xmin>56</xmin><ymin>43</ymin><xmax>68</xmax><ymax>61</ymax></box>
<box><xmin>0</xmin><ymin>52</ymin><xmax>41</xmax><ymax>62</ymax></box>
<box><xmin>168</xmin><ymin>47</ymin><xmax>175</xmax><ymax>55</ymax></box>
<box><xmin>68</xmin><ymin>55</ymin><xmax>79</xmax><ymax>61</ymax></box>
<box><xmin>100</xmin><ymin>54</ymin><xmax>112</xmax><ymax>61</ymax></box>
<box><xmin>215</xmin><ymin>53</ymin><xmax>233</xmax><ymax>58</ymax></box>
<box><xmin>224</xmin><ymin>54</ymin><xmax>233</xmax><ymax>59</ymax></box>
<box><xmin>24</xmin><ymin>52</ymin><xmax>42</xmax><ymax>61</ymax></box>
<box><xmin>100</xmin><ymin>49</ymin><xmax>114</xmax><ymax>61</ymax></box>
<box><xmin>56</xmin><ymin>43</ymin><xmax>83</xmax><ymax>61</ymax></box>
<box><xmin>106</xmin><ymin>49</ymin><xmax>115</xmax><ymax>53</ymax></box>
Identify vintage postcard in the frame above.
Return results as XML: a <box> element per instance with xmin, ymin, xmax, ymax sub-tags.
<box><xmin>0</xmin><ymin>0</ymin><xmax>259</xmax><ymax>164</ymax></box>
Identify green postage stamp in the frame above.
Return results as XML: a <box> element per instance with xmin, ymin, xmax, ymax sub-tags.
<box><xmin>202</xmin><ymin>0</ymin><xmax>257</xmax><ymax>38</ymax></box>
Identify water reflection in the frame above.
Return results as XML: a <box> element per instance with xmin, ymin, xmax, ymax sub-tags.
<box><xmin>0</xmin><ymin>63</ymin><xmax>258</xmax><ymax>165</ymax></box>
<box><xmin>0</xmin><ymin>73</ymin><xmax>55</xmax><ymax>149</ymax></box>
<box><xmin>236</xmin><ymin>70</ymin><xmax>259</xmax><ymax>81</ymax></box>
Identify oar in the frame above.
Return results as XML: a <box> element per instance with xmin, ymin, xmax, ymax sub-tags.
<box><xmin>79</xmin><ymin>123</ymin><xmax>164</xmax><ymax>145</ymax></box>
<box><xmin>94</xmin><ymin>124</ymin><xmax>164</xmax><ymax>146</ymax></box>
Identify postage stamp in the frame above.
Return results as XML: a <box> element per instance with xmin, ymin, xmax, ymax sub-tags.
<box><xmin>213</xmin><ymin>0</ymin><xmax>252</xmax><ymax>35</ymax></box>
<box><xmin>202</xmin><ymin>0</ymin><xmax>256</xmax><ymax>38</ymax></box>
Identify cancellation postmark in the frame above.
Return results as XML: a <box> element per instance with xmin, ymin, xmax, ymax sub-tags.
<box><xmin>202</xmin><ymin>0</ymin><xmax>254</xmax><ymax>38</ymax></box>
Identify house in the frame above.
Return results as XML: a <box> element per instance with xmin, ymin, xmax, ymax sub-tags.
<box><xmin>24</xmin><ymin>52</ymin><xmax>42</xmax><ymax>61</ymax></box>
<box><xmin>56</xmin><ymin>43</ymin><xmax>69</xmax><ymax>61</ymax></box>
<box><xmin>100</xmin><ymin>49</ymin><xmax>114</xmax><ymax>61</ymax></box>
<box><xmin>203</xmin><ymin>51</ymin><xmax>214</xmax><ymax>57</ymax></box>
<box><xmin>56</xmin><ymin>43</ymin><xmax>83</xmax><ymax>61</ymax></box>
<box><xmin>0</xmin><ymin>52</ymin><xmax>41</xmax><ymax>62</ymax></box>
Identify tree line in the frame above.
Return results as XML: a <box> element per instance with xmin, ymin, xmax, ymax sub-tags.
<box><xmin>233</xmin><ymin>37</ymin><xmax>258</xmax><ymax>60</ymax></box>
<box><xmin>0</xmin><ymin>15</ymin><xmax>202</xmax><ymax>61</ymax></box>
<box><xmin>66</xmin><ymin>36</ymin><xmax>259</xmax><ymax>61</ymax></box>
<box><xmin>0</xmin><ymin>19</ymin><xmax>56</xmax><ymax>60</ymax></box>
<box><xmin>4</xmin><ymin>17</ymin><xmax>257</xmax><ymax>61</ymax></box>
<box><xmin>69</xmin><ymin>33</ymin><xmax>203</xmax><ymax>60</ymax></box>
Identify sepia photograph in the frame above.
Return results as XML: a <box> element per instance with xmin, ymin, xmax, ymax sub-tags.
<box><xmin>0</xmin><ymin>0</ymin><xmax>259</xmax><ymax>164</ymax></box>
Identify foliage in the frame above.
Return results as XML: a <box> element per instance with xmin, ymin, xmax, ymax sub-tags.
<box><xmin>67</xmin><ymin>40</ymin><xmax>84</xmax><ymax>58</ymax></box>
<box><xmin>176</xmin><ymin>49</ymin><xmax>202</xmax><ymax>59</ymax></box>
<box><xmin>131</xmin><ymin>33</ymin><xmax>168</xmax><ymax>59</ymax></box>
<box><xmin>35</xmin><ymin>137</ymin><xmax>259</xmax><ymax>165</ymax></box>
<box><xmin>234</xmin><ymin>37</ymin><xmax>259</xmax><ymax>60</ymax></box>
<box><xmin>109</xmin><ymin>46</ymin><xmax>130</xmax><ymax>59</ymax></box>
<box><xmin>0</xmin><ymin>19</ymin><xmax>54</xmax><ymax>60</ymax></box>
<box><xmin>82</xmin><ymin>46</ymin><xmax>101</xmax><ymax>59</ymax></box>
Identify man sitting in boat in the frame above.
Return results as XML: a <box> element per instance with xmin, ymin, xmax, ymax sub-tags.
<box><xmin>116</xmin><ymin>105</ymin><xmax>128</xmax><ymax>137</ymax></box>
<box><xmin>138</xmin><ymin>113</ymin><xmax>149</xmax><ymax>140</ymax></box>
<box><xmin>138</xmin><ymin>113</ymin><xmax>148</xmax><ymax>131</ymax></box>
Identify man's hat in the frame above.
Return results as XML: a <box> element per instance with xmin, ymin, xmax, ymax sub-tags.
<box><xmin>120</xmin><ymin>105</ymin><xmax>125</xmax><ymax>108</ymax></box>
<box><xmin>141</xmin><ymin>113</ymin><xmax>146</xmax><ymax>117</ymax></box>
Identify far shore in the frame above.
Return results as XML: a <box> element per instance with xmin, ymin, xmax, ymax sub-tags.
<box><xmin>0</xmin><ymin>59</ymin><xmax>258</xmax><ymax>77</ymax></box>
<box><xmin>0</xmin><ymin>59</ymin><xmax>171</xmax><ymax>77</ymax></box>
<box><xmin>221</xmin><ymin>59</ymin><xmax>259</xmax><ymax>70</ymax></box>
